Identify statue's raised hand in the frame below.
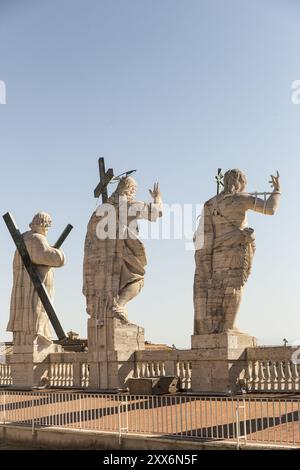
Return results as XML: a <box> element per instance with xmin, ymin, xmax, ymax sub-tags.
<box><xmin>269</xmin><ymin>171</ymin><xmax>280</xmax><ymax>192</ymax></box>
<box><xmin>149</xmin><ymin>183</ymin><xmax>162</xmax><ymax>203</ymax></box>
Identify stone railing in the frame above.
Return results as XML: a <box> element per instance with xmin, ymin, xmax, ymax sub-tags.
<box><xmin>240</xmin><ymin>360</ymin><xmax>300</xmax><ymax>392</ymax></box>
<box><xmin>0</xmin><ymin>343</ymin><xmax>13</xmax><ymax>386</ymax></box>
<box><xmin>0</xmin><ymin>353</ymin><xmax>89</xmax><ymax>389</ymax></box>
<box><xmin>3</xmin><ymin>343</ymin><xmax>300</xmax><ymax>393</ymax></box>
<box><xmin>81</xmin><ymin>362</ymin><xmax>89</xmax><ymax>388</ymax></box>
<box><xmin>48</xmin><ymin>352</ymin><xmax>89</xmax><ymax>388</ymax></box>
<box><xmin>49</xmin><ymin>350</ymin><xmax>194</xmax><ymax>390</ymax></box>
<box><xmin>239</xmin><ymin>346</ymin><xmax>300</xmax><ymax>392</ymax></box>
<box><xmin>176</xmin><ymin>360</ymin><xmax>192</xmax><ymax>390</ymax></box>
<box><xmin>49</xmin><ymin>363</ymin><xmax>74</xmax><ymax>387</ymax></box>
<box><xmin>134</xmin><ymin>346</ymin><xmax>300</xmax><ymax>394</ymax></box>
<box><xmin>0</xmin><ymin>364</ymin><xmax>12</xmax><ymax>386</ymax></box>
<box><xmin>134</xmin><ymin>350</ymin><xmax>193</xmax><ymax>390</ymax></box>
<box><xmin>134</xmin><ymin>361</ymin><xmax>166</xmax><ymax>379</ymax></box>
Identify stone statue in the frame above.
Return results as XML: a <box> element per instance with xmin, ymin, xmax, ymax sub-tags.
<box><xmin>83</xmin><ymin>177</ymin><xmax>162</xmax><ymax>324</ymax></box>
<box><xmin>193</xmin><ymin>169</ymin><xmax>281</xmax><ymax>335</ymax></box>
<box><xmin>7</xmin><ymin>212</ymin><xmax>66</xmax><ymax>346</ymax></box>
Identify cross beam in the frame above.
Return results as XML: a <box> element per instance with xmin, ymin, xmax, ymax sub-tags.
<box><xmin>215</xmin><ymin>168</ymin><xmax>224</xmax><ymax>195</ymax></box>
<box><xmin>53</xmin><ymin>224</ymin><xmax>73</xmax><ymax>249</ymax></box>
<box><xmin>94</xmin><ymin>157</ymin><xmax>114</xmax><ymax>202</ymax></box>
<box><xmin>3</xmin><ymin>213</ymin><xmax>73</xmax><ymax>341</ymax></box>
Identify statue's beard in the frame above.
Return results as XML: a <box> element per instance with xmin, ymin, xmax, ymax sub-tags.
<box><xmin>123</xmin><ymin>192</ymin><xmax>136</xmax><ymax>203</ymax></box>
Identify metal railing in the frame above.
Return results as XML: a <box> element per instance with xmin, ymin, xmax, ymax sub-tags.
<box><xmin>0</xmin><ymin>390</ymin><xmax>299</xmax><ymax>447</ymax></box>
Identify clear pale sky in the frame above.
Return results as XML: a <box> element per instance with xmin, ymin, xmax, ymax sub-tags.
<box><xmin>0</xmin><ymin>0</ymin><xmax>299</xmax><ymax>348</ymax></box>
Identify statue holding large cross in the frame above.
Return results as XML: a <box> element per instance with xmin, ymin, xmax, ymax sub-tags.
<box><xmin>5</xmin><ymin>212</ymin><xmax>72</xmax><ymax>346</ymax></box>
<box><xmin>83</xmin><ymin>158</ymin><xmax>163</xmax><ymax>325</ymax></box>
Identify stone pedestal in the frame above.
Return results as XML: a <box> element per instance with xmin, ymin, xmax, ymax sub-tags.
<box><xmin>191</xmin><ymin>330</ymin><xmax>257</xmax><ymax>393</ymax></box>
<box><xmin>88</xmin><ymin>317</ymin><xmax>145</xmax><ymax>390</ymax></box>
<box><xmin>10</xmin><ymin>338</ymin><xmax>62</xmax><ymax>388</ymax></box>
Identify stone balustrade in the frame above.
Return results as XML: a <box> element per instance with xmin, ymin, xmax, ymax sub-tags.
<box><xmin>134</xmin><ymin>350</ymin><xmax>192</xmax><ymax>390</ymax></box>
<box><xmin>240</xmin><ymin>360</ymin><xmax>300</xmax><ymax>392</ymax></box>
<box><xmin>176</xmin><ymin>361</ymin><xmax>192</xmax><ymax>390</ymax></box>
<box><xmin>48</xmin><ymin>352</ymin><xmax>89</xmax><ymax>388</ymax></box>
<box><xmin>81</xmin><ymin>362</ymin><xmax>90</xmax><ymax>388</ymax></box>
<box><xmin>49</xmin><ymin>363</ymin><xmax>74</xmax><ymax>387</ymax></box>
<box><xmin>2</xmin><ymin>344</ymin><xmax>300</xmax><ymax>393</ymax></box>
<box><xmin>238</xmin><ymin>346</ymin><xmax>300</xmax><ymax>392</ymax></box>
<box><xmin>0</xmin><ymin>364</ymin><xmax>12</xmax><ymax>386</ymax></box>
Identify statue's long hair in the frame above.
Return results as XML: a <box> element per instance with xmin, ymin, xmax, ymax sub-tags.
<box><xmin>223</xmin><ymin>169</ymin><xmax>247</xmax><ymax>194</ymax></box>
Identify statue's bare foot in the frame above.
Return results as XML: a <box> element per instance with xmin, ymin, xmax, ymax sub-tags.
<box><xmin>114</xmin><ymin>311</ymin><xmax>128</xmax><ymax>323</ymax></box>
<box><xmin>112</xmin><ymin>302</ymin><xmax>129</xmax><ymax>323</ymax></box>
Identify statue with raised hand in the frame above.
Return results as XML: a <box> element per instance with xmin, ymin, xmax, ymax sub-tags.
<box><xmin>193</xmin><ymin>169</ymin><xmax>281</xmax><ymax>335</ymax></box>
<box><xmin>83</xmin><ymin>177</ymin><xmax>162</xmax><ymax>324</ymax></box>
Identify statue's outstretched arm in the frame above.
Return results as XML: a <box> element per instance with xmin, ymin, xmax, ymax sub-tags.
<box><xmin>245</xmin><ymin>171</ymin><xmax>281</xmax><ymax>215</ymax></box>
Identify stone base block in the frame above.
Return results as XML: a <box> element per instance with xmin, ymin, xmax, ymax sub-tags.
<box><xmin>10</xmin><ymin>359</ymin><xmax>49</xmax><ymax>388</ymax></box>
<box><xmin>13</xmin><ymin>343</ymin><xmax>62</xmax><ymax>361</ymax></box>
<box><xmin>87</xmin><ymin>317</ymin><xmax>145</xmax><ymax>390</ymax></box>
<box><xmin>88</xmin><ymin>317</ymin><xmax>145</xmax><ymax>357</ymax></box>
<box><xmin>192</xmin><ymin>329</ymin><xmax>257</xmax><ymax>354</ymax></box>
<box><xmin>9</xmin><ymin>342</ymin><xmax>62</xmax><ymax>388</ymax></box>
<box><xmin>191</xmin><ymin>330</ymin><xmax>257</xmax><ymax>393</ymax></box>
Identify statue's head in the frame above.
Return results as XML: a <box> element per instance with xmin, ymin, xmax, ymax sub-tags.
<box><xmin>116</xmin><ymin>176</ymin><xmax>137</xmax><ymax>201</ymax></box>
<box><xmin>29</xmin><ymin>212</ymin><xmax>52</xmax><ymax>236</ymax></box>
<box><xmin>223</xmin><ymin>169</ymin><xmax>247</xmax><ymax>194</ymax></box>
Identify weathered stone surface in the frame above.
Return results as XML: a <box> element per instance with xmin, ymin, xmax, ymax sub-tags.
<box><xmin>193</xmin><ymin>169</ymin><xmax>281</xmax><ymax>335</ymax></box>
<box><xmin>191</xmin><ymin>331</ymin><xmax>257</xmax><ymax>393</ymax></box>
<box><xmin>7</xmin><ymin>212</ymin><xmax>65</xmax><ymax>345</ymax></box>
<box><xmin>246</xmin><ymin>346</ymin><xmax>297</xmax><ymax>361</ymax></box>
<box><xmin>192</xmin><ymin>330</ymin><xmax>257</xmax><ymax>351</ymax></box>
<box><xmin>87</xmin><ymin>317</ymin><xmax>145</xmax><ymax>389</ymax></box>
<box><xmin>6</xmin><ymin>212</ymin><xmax>66</xmax><ymax>388</ymax></box>
<box><xmin>84</xmin><ymin>176</ymin><xmax>162</xmax><ymax>390</ymax></box>
<box><xmin>83</xmin><ymin>177</ymin><xmax>162</xmax><ymax>324</ymax></box>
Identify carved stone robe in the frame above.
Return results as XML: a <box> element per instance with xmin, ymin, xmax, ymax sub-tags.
<box><xmin>83</xmin><ymin>196</ymin><xmax>162</xmax><ymax>321</ymax></box>
<box><xmin>7</xmin><ymin>231</ymin><xmax>65</xmax><ymax>341</ymax></box>
<box><xmin>194</xmin><ymin>191</ymin><xmax>280</xmax><ymax>335</ymax></box>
